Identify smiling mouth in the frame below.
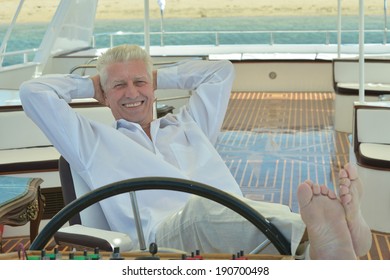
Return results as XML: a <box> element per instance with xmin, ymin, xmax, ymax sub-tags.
<box><xmin>123</xmin><ymin>101</ymin><xmax>143</xmax><ymax>108</ymax></box>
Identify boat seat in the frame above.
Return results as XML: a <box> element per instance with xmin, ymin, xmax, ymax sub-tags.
<box><xmin>0</xmin><ymin>105</ymin><xmax>114</xmax><ymax>175</ymax></box>
<box><xmin>0</xmin><ymin>147</ymin><xmax>60</xmax><ymax>174</ymax></box>
<box><xmin>0</xmin><ymin>110</ymin><xmax>58</xmax><ymax>174</ymax></box>
<box><xmin>54</xmin><ymin>156</ymin><xmax>134</xmax><ymax>251</ymax></box>
<box><xmin>352</xmin><ymin>101</ymin><xmax>390</xmax><ymax>233</ymax></box>
<box><xmin>332</xmin><ymin>58</ymin><xmax>390</xmax><ymax>133</ymax></box>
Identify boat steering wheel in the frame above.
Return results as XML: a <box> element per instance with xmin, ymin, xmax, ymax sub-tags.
<box><xmin>30</xmin><ymin>177</ymin><xmax>291</xmax><ymax>255</ymax></box>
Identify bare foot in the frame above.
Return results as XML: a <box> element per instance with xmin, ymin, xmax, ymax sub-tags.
<box><xmin>338</xmin><ymin>163</ymin><xmax>372</xmax><ymax>257</ymax></box>
<box><xmin>297</xmin><ymin>181</ymin><xmax>357</xmax><ymax>259</ymax></box>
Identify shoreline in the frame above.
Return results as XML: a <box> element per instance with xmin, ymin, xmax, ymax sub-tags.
<box><xmin>0</xmin><ymin>0</ymin><xmax>386</xmax><ymax>25</ymax></box>
<box><xmin>1</xmin><ymin>13</ymin><xmax>388</xmax><ymax>26</ymax></box>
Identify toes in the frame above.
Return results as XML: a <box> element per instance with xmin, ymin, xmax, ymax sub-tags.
<box><xmin>339</xmin><ymin>177</ymin><xmax>351</xmax><ymax>187</ymax></box>
<box><xmin>340</xmin><ymin>193</ymin><xmax>352</xmax><ymax>205</ymax></box>
<box><xmin>312</xmin><ymin>184</ymin><xmax>321</xmax><ymax>195</ymax></box>
<box><xmin>320</xmin><ymin>185</ymin><xmax>329</xmax><ymax>195</ymax></box>
<box><xmin>298</xmin><ymin>181</ymin><xmax>341</xmax><ymax>209</ymax></box>
<box><xmin>339</xmin><ymin>185</ymin><xmax>352</xmax><ymax>204</ymax></box>
<box><xmin>344</xmin><ymin>163</ymin><xmax>358</xmax><ymax>180</ymax></box>
<box><xmin>339</xmin><ymin>168</ymin><xmax>348</xmax><ymax>179</ymax></box>
<box><xmin>339</xmin><ymin>185</ymin><xmax>350</xmax><ymax>196</ymax></box>
<box><xmin>321</xmin><ymin>185</ymin><xmax>337</xmax><ymax>199</ymax></box>
<box><xmin>304</xmin><ymin>179</ymin><xmax>314</xmax><ymax>186</ymax></box>
<box><xmin>297</xmin><ymin>182</ymin><xmax>313</xmax><ymax>209</ymax></box>
<box><xmin>327</xmin><ymin>188</ymin><xmax>338</xmax><ymax>199</ymax></box>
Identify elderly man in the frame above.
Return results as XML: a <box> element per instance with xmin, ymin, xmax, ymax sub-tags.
<box><xmin>20</xmin><ymin>44</ymin><xmax>371</xmax><ymax>259</ymax></box>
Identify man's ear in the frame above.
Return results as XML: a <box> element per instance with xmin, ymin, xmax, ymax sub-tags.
<box><xmin>100</xmin><ymin>83</ymin><xmax>109</xmax><ymax>107</ymax></box>
<box><xmin>103</xmin><ymin>93</ymin><xmax>110</xmax><ymax>107</ymax></box>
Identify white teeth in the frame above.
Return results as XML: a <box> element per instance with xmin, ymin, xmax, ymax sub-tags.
<box><xmin>124</xmin><ymin>101</ymin><xmax>142</xmax><ymax>108</ymax></box>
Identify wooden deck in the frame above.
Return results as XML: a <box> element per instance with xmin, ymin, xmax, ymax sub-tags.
<box><xmin>218</xmin><ymin>91</ymin><xmax>389</xmax><ymax>260</ymax></box>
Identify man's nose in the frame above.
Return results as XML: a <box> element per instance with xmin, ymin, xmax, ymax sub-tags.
<box><xmin>124</xmin><ymin>84</ymin><xmax>138</xmax><ymax>98</ymax></box>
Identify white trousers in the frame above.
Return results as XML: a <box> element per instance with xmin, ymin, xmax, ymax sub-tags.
<box><xmin>155</xmin><ymin>195</ymin><xmax>306</xmax><ymax>256</ymax></box>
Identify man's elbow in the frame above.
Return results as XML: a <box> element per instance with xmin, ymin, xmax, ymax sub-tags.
<box><xmin>216</xmin><ymin>60</ymin><xmax>235</xmax><ymax>81</ymax></box>
<box><xmin>19</xmin><ymin>80</ymin><xmax>42</xmax><ymax>113</ymax></box>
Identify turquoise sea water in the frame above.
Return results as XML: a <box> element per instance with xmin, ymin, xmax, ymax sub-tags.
<box><xmin>0</xmin><ymin>15</ymin><xmax>389</xmax><ymax>65</ymax></box>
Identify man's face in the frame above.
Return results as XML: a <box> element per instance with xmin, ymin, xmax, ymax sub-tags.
<box><xmin>104</xmin><ymin>60</ymin><xmax>154</xmax><ymax>127</ymax></box>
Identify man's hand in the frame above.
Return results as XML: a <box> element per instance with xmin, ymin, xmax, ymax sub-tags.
<box><xmin>90</xmin><ymin>75</ymin><xmax>106</xmax><ymax>105</ymax></box>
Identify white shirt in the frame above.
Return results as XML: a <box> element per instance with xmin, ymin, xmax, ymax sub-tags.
<box><xmin>20</xmin><ymin>60</ymin><xmax>241</xmax><ymax>247</ymax></box>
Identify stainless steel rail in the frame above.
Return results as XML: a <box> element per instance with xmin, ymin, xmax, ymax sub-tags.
<box><xmin>2</xmin><ymin>29</ymin><xmax>390</xmax><ymax>68</ymax></box>
<box><xmin>92</xmin><ymin>29</ymin><xmax>390</xmax><ymax>48</ymax></box>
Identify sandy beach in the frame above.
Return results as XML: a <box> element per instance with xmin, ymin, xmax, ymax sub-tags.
<box><xmin>0</xmin><ymin>0</ymin><xmax>386</xmax><ymax>25</ymax></box>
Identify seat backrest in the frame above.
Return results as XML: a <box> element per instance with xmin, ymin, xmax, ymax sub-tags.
<box><xmin>333</xmin><ymin>58</ymin><xmax>390</xmax><ymax>89</ymax></box>
<box><xmin>58</xmin><ymin>156</ymin><xmax>111</xmax><ymax>230</ymax></box>
<box><xmin>0</xmin><ymin>110</ymin><xmax>52</xmax><ymax>150</ymax></box>
<box><xmin>355</xmin><ymin>105</ymin><xmax>390</xmax><ymax>144</ymax></box>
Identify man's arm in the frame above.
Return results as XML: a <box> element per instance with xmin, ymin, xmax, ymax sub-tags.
<box><xmin>157</xmin><ymin>60</ymin><xmax>235</xmax><ymax>144</ymax></box>
<box><xmin>19</xmin><ymin>74</ymin><xmax>102</xmax><ymax>172</ymax></box>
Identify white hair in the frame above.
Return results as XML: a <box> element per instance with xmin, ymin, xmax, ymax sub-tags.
<box><xmin>96</xmin><ymin>44</ymin><xmax>153</xmax><ymax>91</ymax></box>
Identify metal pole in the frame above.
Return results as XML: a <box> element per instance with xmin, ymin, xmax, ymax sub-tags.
<box><xmin>134</xmin><ymin>3</ymin><xmax>150</xmax><ymax>249</ymax></box>
<box><xmin>359</xmin><ymin>0</ymin><xmax>365</xmax><ymax>102</ymax></box>
<box><xmin>384</xmin><ymin>0</ymin><xmax>388</xmax><ymax>44</ymax></box>
<box><xmin>337</xmin><ymin>0</ymin><xmax>342</xmax><ymax>58</ymax></box>
<box><xmin>160</xmin><ymin>10</ymin><xmax>164</xmax><ymax>46</ymax></box>
<box><xmin>134</xmin><ymin>0</ymin><xmax>149</xmax><ymax>240</ymax></box>
<box><xmin>0</xmin><ymin>0</ymin><xmax>25</xmax><ymax>66</ymax></box>
<box><xmin>157</xmin><ymin>0</ymin><xmax>166</xmax><ymax>46</ymax></box>
<box><xmin>129</xmin><ymin>192</ymin><xmax>147</xmax><ymax>251</ymax></box>
<box><xmin>144</xmin><ymin>0</ymin><xmax>150</xmax><ymax>54</ymax></box>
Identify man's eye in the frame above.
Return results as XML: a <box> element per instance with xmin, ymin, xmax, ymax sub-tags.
<box><xmin>135</xmin><ymin>81</ymin><xmax>147</xmax><ymax>86</ymax></box>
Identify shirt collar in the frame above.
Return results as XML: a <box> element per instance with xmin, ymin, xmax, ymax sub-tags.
<box><xmin>159</xmin><ymin>114</ymin><xmax>179</xmax><ymax>128</ymax></box>
<box><xmin>115</xmin><ymin>114</ymin><xmax>179</xmax><ymax>130</ymax></box>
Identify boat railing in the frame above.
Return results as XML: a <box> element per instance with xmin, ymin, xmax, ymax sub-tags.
<box><xmin>69</xmin><ymin>57</ymin><xmax>98</xmax><ymax>76</ymax></box>
<box><xmin>92</xmin><ymin>29</ymin><xmax>390</xmax><ymax>48</ymax></box>
<box><xmin>0</xmin><ymin>48</ymin><xmax>38</xmax><ymax>68</ymax></box>
<box><xmin>2</xmin><ymin>28</ymin><xmax>390</xmax><ymax>68</ymax></box>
